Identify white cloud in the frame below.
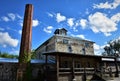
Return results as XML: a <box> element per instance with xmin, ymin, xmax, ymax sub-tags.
<box><xmin>32</xmin><ymin>19</ymin><xmax>39</xmax><ymax>27</ymax></box>
<box><xmin>111</xmin><ymin>13</ymin><xmax>120</xmax><ymax>23</ymax></box>
<box><xmin>67</xmin><ymin>18</ymin><xmax>74</xmax><ymax>27</ymax></box>
<box><xmin>88</xmin><ymin>12</ymin><xmax>117</xmax><ymax>36</ymax></box>
<box><xmin>8</xmin><ymin>13</ymin><xmax>16</xmax><ymax>21</ymax></box>
<box><xmin>16</xmin><ymin>14</ymin><xmax>23</xmax><ymax>19</ymax></box>
<box><xmin>10</xmin><ymin>49</ymin><xmax>19</xmax><ymax>55</ymax></box>
<box><xmin>1</xmin><ymin>16</ymin><xmax>10</xmax><ymax>22</ymax></box>
<box><xmin>66</xmin><ymin>18</ymin><xmax>78</xmax><ymax>32</ymax></box>
<box><xmin>71</xmin><ymin>34</ymin><xmax>85</xmax><ymax>39</ymax></box>
<box><xmin>80</xmin><ymin>19</ymin><xmax>87</xmax><ymax>29</ymax></box>
<box><xmin>47</xmin><ymin>12</ymin><xmax>54</xmax><ymax>17</ymax></box>
<box><xmin>19</xmin><ymin>20</ymin><xmax>23</xmax><ymax>27</ymax></box>
<box><xmin>19</xmin><ymin>19</ymin><xmax>39</xmax><ymax>27</ymax></box>
<box><xmin>72</xmin><ymin>27</ymin><xmax>78</xmax><ymax>32</ymax></box>
<box><xmin>76</xmin><ymin>35</ymin><xmax>85</xmax><ymax>39</ymax></box>
<box><xmin>18</xmin><ymin>30</ymin><xmax>22</xmax><ymax>35</ymax></box>
<box><xmin>0</xmin><ymin>32</ymin><xmax>19</xmax><ymax>47</ymax></box>
<box><xmin>94</xmin><ymin>43</ymin><xmax>104</xmax><ymax>55</ymax></box>
<box><xmin>10</xmin><ymin>50</ymin><xmax>19</xmax><ymax>55</ymax></box>
<box><xmin>85</xmin><ymin>9</ymin><xmax>89</xmax><ymax>15</ymax></box>
<box><xmin>44</xmin><ymin>26</ymin><xmax>53</xmax><ymax>33</ymax></box>
<box><xmin>56</xmin><ymin>13</ymin><xmax>66</xmax><ymax>23</ymax></box>
<box><xmin>7</xmin><ymin>27</ymin><xmax>18</xmax><ymax>32</ymax></box>
<box><xmin>93</xmin><ymin>0</ymin><xmax>120</xmax><ymax>9</ymax></box>
<box><xmin>1</xmin><ymin>13</ymin><xmax>23</xmax><ymax>22</ymax></box>
<box><xmin>3</xmin><ymin>44</ymin><xmax>7</xmax><ymax>48</ymax></box>
<box><xmin>0</xmin><ymin>27</ymin><xmax>4</xmax><ymax>31</ymax></box>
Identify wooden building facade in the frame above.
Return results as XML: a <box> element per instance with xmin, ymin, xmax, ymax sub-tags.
<box><xmin>43</xmin><ymin>52</ymin><xmax>118</xmax><ymax>81</ymax></box>
<box><xmin>35</xmin><ymin>28</ymin><xmax>120</xmax><ymax>81</ymax></box>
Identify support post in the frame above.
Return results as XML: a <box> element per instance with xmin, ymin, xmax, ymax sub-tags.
<box><xmin>45</xmin><ymin>55</ymin><xmax>48</xmax><ymax>66</ymax></box>
<box><xmin>83</xmin><ymin>67</ymin><xmax>86</xmax><ymax>81</ymax></box>
<box><xmin>114</xmin><ymin>57</ymin><xmax>119</xmax><ymax>77</ymax></box>
<box><xmin>72</xmin><ymin>57</ymin><xmax>75</xmax><ymax>81</ymax></box>
<box><xmin>45</xmin><ymin>55</ymin><xmax>48</xmax><ymax>81</ymax></box>
<box><xmin>56</xmin><ymin>54</ymin><xmax>59</xmax><ymax>81</ymax></box>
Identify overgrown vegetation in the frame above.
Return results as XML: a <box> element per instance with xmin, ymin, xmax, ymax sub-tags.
<box><xmin>21</xmin><ymin>50</ymin><xmax>36</xmax><ymax>81</ymax></box>
<box><xmin>18</xmin><ymin>50</ymin><xmax>36</xmax><ymax>81</ymax></box>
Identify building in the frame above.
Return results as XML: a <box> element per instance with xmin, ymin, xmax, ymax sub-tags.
<box><xmin>36</xmin><ymin>28</ymin><xmax>94</xmax><ymax>60</ymax></box>
<box><xmin>35</xmin><ymin>28</ymin><xmax>120</xmax><ymax>81</ymax></box>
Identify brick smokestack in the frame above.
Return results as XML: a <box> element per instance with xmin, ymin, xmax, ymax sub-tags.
<box><xmin>19</xmin><ymin>4</ymin><xmax>33</xmax><ymax>63</ymax></box>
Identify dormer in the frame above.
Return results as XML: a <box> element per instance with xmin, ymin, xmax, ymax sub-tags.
<box><xmin>54</xmin><ymin>28</ymin><xmax>67</xmax><ymax>36</ymax></box>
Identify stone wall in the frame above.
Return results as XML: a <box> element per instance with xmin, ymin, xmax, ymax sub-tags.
<box><xmin>0</xmin><ymin>62</ymin><xmax>42</xmax><ymax>81</ymax></box>
<box><xmin>56</xmin><ymin>35</ymin><xmax>94</xmax><ymax>55</ymax></box>
<box><xmin>0</xmin><ymin>63</ymin><xmax>17</xmax><ymax>81</ymax></box>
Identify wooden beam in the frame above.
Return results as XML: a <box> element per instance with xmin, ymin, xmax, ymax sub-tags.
<box><xmin>45</xmin><ymin>55</ymin><xmax>48</xmax><ymax>81</ymax></box>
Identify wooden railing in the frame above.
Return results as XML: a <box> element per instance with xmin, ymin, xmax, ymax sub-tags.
<box><xmin>59</xmin><ymin>68</ymin><xmax>95</xmax><ymax>74</ymax></box>
<box><xmin>46</xmin><ymin>67</ymin><xmax>120</xmax><ymax>75</ymax></box>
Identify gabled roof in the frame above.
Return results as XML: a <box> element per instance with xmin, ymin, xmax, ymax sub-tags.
<box><xmin>35</xmin><ymin>36</ymin><xmax>54</xmax><ymax>51</ymax></box>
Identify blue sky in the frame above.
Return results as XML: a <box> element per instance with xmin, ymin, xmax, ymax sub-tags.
<box><xmin>0</xmin><ymin>0</ymin><xmax>120</xmax><ymax>55</ymax></box>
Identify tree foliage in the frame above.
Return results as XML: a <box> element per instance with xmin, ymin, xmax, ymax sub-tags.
<box><xmin>103</xmin><ymin>39</ymin><xmax>120</xmax><ymax>56</ymax></box>
<box><xmin>0</xmin><ymin>51</ymin><xmax>18</xmax><ymax>58</ymax></box>
<box><xmin>0</xmin><ymin>50</ymin><xmax>36</xmax><ymax>59</ymax></box>
<box><xmin>31</xmin><ymin>49</ymin><xmax>36</xmax><ymax>59</ymax></box>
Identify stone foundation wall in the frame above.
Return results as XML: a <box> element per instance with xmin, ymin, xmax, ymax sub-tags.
<box><xmin>0</xmin><ymin>63</ymin><xmax>17</xmax><ymax>81</ymax></box>
<box><xmin>0</xmin><ymin>62</ymin><xmax>42</xmax><ymax>81</ymax></box>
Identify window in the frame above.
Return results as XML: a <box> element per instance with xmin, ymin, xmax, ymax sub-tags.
<box><xmin>75</xmin><ymin>61</ymin><xmax>81</xmax><ymax>68</ymax></box>
<box><xmin>63</xmin><ymin>39</ymin><xmax>69</xmax><ymax>44</ymax></box>
<box><xmin>82</xmin><ymin>48</ymin><xmax>86</xmax><ymax>55</ymax></box>
<box><xmin>85</xmin><ymin>42</ymin><xmax>90</xmax><ymax>48</ymax></box>
<box><xmin>68</xmin><ymin>45</ymin><xmax>72</xmax><ymax>52</ymax></box>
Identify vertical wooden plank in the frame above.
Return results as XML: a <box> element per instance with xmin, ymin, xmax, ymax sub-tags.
<box><xmin>56</xmin><ymin>54</ymin><xmax>59</xmax><ymax>81</ymax></box>
<box><xmin>45</xmin><ymin>55</ymin><xmax>48</xmax><ymax>65</ymax></box>
<box><xmin>45</xmin><ymin>55</ymin><xmax>48</xmax><ymax>81</ymax></box>
<box><xmin>114</xmin><ymin>57</ymin><xmax>119</xmax><ymax>77</ymax></box>
<box><xmin>72</xmin><ymin>56</ymin><xmax>75</xmax><ymax>80</ymax></box>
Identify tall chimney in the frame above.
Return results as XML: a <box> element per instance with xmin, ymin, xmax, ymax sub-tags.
<box><xmin>19</xmin><ymin>4</ymin><xmax>33</xmax><ymax>63</ymax></box>
<box><xmin>17</xmin><ymin>4</ymin><xmax>33</xmax><ymax>81</ymax></box>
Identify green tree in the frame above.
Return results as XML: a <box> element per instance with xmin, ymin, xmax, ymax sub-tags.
<box><xmin>103</xmin><ymin>39</ymin><xmax>120</xmax><ymax>56</ymax></box>
<box><xmin>0</xmin><ymin>52</ymin><xmax>18</xmax><ymax>58</ymax></box>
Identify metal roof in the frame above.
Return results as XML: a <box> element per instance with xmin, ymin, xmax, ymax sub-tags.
<box><xmin>0</xmin><ymin>58</ymin><xmax>45</xmax><ymax>63</ymax></box>
<box><xmin>43</xmin><ymin>51</ymin><xmax>115</xmax><ymax>59</ymax></box>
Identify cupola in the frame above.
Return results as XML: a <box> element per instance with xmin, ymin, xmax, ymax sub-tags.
<box><xmin>54</xmin><ymin>28</ymin><xmax>67</xmax><ymax>36</ymax></box>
